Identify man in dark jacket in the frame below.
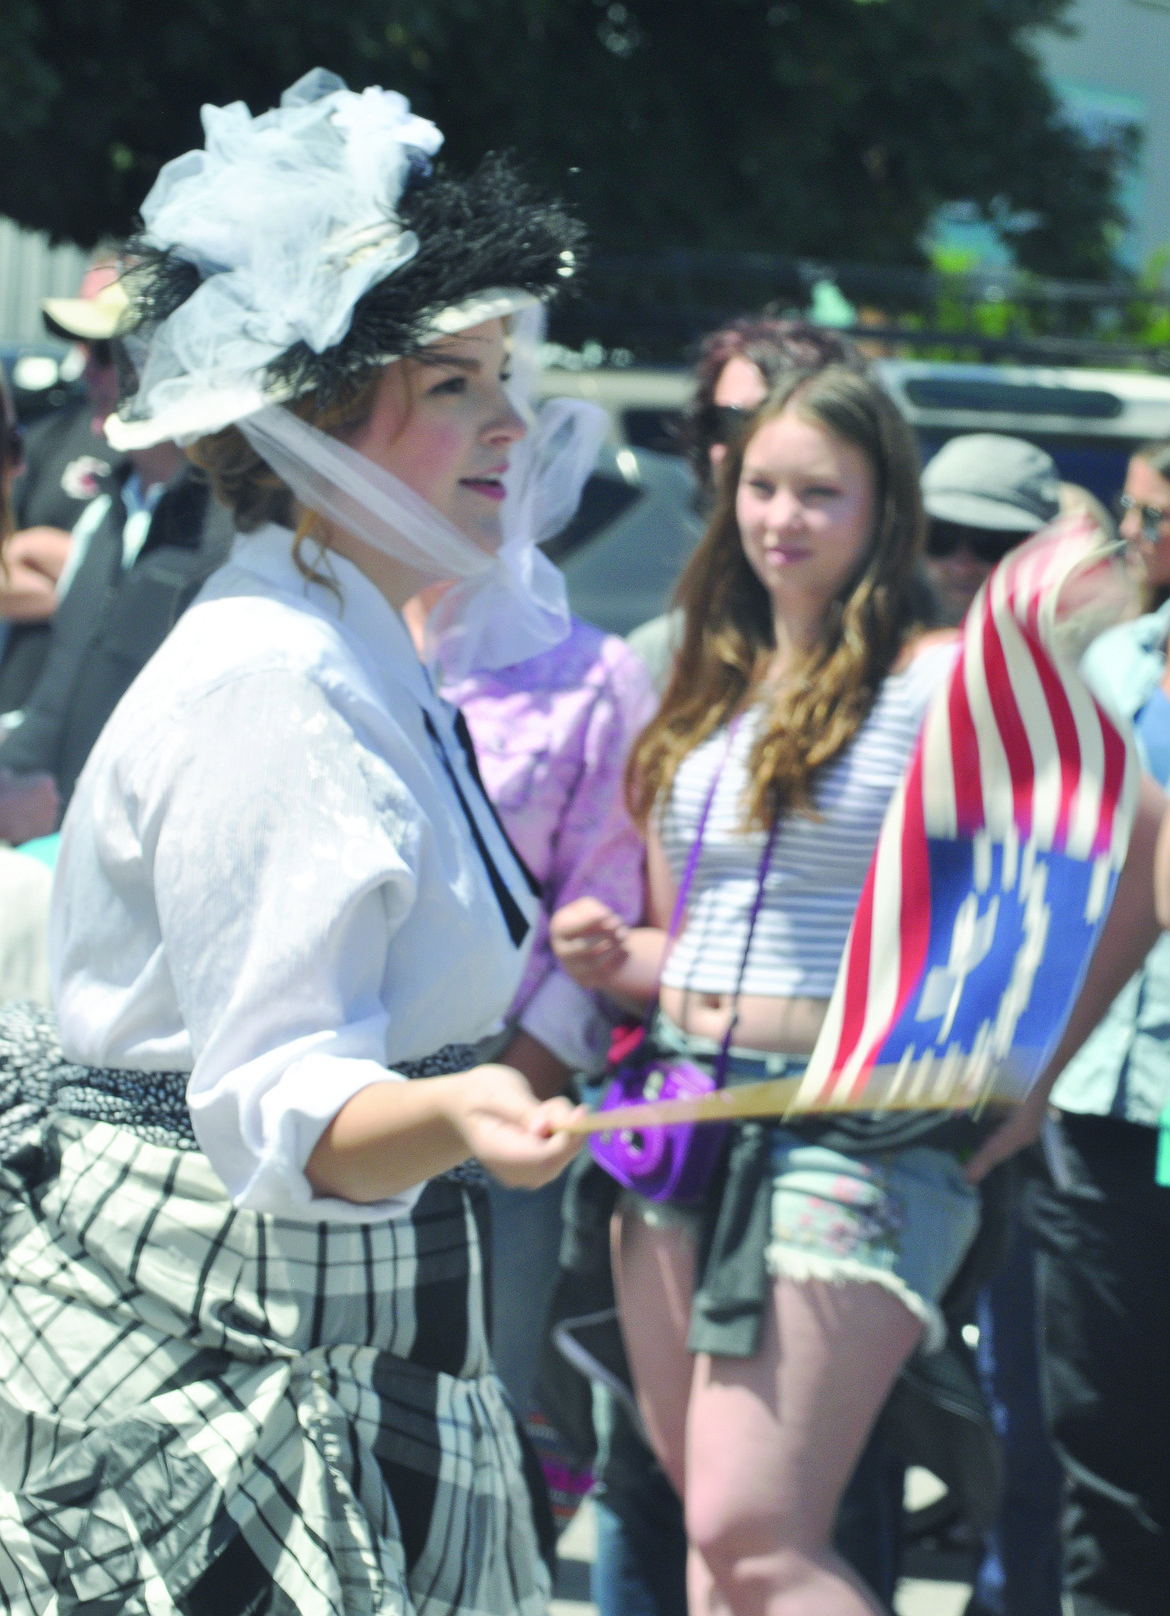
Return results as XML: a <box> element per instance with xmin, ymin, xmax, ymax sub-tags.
<box><xmin>0</xmin><ymin>263</ymin><xmax>129</xmax><ymax>712</ymax></box>
<box><xmin>0</xmin><ymin>457</ymin><xmax>233</xmax><ymax>816</ymax></box>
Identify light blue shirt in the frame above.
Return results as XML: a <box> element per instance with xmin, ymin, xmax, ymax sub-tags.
<box><xmin>1135</xmin><ymin>687</ymin><xmax>1170</xmax><ymax>787</ymax></box>
<box><xmin>1050</xmin><ymin>600</ymin><xmax>1170</xmax><ymax>1125</ymax></box>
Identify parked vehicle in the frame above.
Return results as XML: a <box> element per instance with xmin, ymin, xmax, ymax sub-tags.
<box><xmin>879</xmin><ymin>360</ymin><xmax>1170</xmax><ymax>510</ymax></box>
<box><xmin>0</xmin><ymin>340</ymin><xmax>82</xmax><ymax>423</ymax></box>
<box><xmin>541</xmin><ymin>441</ymin><xmax>700</xmax><ymax>639</ymax></box>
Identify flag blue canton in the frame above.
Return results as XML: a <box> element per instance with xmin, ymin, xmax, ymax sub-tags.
<box><xmin>875</xmin><ymin>836</ymin><xmax>1115</xmax><ymax>1099</ymax></box>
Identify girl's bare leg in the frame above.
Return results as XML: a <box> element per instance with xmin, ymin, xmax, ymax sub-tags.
<box><xmin>686</xmin><ymin>1276</ymin><xmax>921</xmax><ymax>1615</ymax></box>
<box><xmin>611</xmin><ymin>1206</ymin><xmax>696</xmax><ymax>1493</ymax></box>
<box><xmin>613</xmin><ymin>1208</ymin><xmax>922</xmax><ymax>1616</ymax></box>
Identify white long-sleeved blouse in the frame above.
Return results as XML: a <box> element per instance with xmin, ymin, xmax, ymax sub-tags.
<box><xmin>50</xmin><ymin>525</ymin><xmax>539</xmax><ymax>1221</ymax></box>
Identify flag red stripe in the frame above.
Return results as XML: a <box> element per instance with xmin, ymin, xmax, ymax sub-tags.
<box><xmin>820</xmin><ymin>524</ymin><xmax>1132</xmax><ymax>1098</ymax></box>
<box><xmin>893</xmin><ymin>748</ymin><xmax>932</xmax><ymax>1018</ymax></box>
<box><xmin>831</xmin><ymin>855</ymin><xmax>877</xmax><ymax>1079</ymax></box>
<box><xmin>845</xmin><ymin>747</ymin><xmax>932</xmax><ymax>1097</ymax></box>
<box><xmin>980</xmin><ymin>604</ymin><xmax>1035</xmax><ymax>837</ymax></box>
<box><xmin>947</xmin><ymin>656</ymin><xmax>984</xmax><ymax>833</ymax></box>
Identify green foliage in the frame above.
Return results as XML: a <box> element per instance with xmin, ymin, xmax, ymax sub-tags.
<box><xmin>869</xmin><ymin>242</ymin><xmax>1170</xmax><ymax>367</ymax></box>
<box><xmin>0</xmin><ymin>0</ymin><xmax>1130</xmax><ymax>285</ymax></box>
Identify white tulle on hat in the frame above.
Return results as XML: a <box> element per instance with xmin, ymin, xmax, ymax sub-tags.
<box><xmin>105</xmin><ymin>68</ymin><xmax>601</xmax><ymax>676</ymax></box>
<box><xmin>109</xmin><ymin>69</ymin><xmax>448</xmax><ymax>448</ymax></box>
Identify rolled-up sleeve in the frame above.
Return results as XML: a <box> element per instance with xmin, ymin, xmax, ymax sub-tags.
<box><xmin>148</xmin><ymin>672</ymin><xmax>424</xmax><ymax>1220</ymax></box>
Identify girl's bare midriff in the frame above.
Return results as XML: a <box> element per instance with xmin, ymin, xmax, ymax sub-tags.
<box><xmin>658</xmin><ymin>985</ymin><xmax>830</xmax><ymax>1055</ymax></box>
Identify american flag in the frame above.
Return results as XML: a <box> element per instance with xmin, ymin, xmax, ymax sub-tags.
<box><xmin>792</xmin><ymin>515</ymin><xmax>1140</xmax><ymax>1117</ymax></box>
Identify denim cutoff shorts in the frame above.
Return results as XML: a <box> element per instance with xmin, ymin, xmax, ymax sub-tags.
<box><xmin>622</xmin><ymin>1012</ymin><xmax>981</xmax><ymax>1351</ymax></box>
<box><xmin>762</xmin><ymin>1133</ymin><xmax>979</xmax><ymax>1349</ymax></box>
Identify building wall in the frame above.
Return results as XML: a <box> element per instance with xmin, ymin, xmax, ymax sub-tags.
<box><xmin>0</xmin><ymin>219</ymin><xmax>89</xmax><ymax>344</ymax></box>
<box><xmin>1037</xmin><ymin>0</ymin><xmax>1170</xmax><ymax>269</ymax></box>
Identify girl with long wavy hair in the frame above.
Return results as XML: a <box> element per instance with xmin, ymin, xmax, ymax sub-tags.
<box><xmin>553</xmin><ymin>363</ymin><xmax>982</xmax><ymax>1615</ymax></box>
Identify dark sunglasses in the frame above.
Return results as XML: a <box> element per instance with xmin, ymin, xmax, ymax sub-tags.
<box><xmin>926</xmin><ymin>521</ymin><xmax>1022</xmax><ymax>564</ymax></box>
<box><xmin>1115</xmin><ymin>491</ymin><xmax>1170</xmax><ymax>542</ymax></box>
<box><xmin>86</xmin><ymin>339</ymin><xmax>114</xmax><ymax>368</ymax></box>
<box><xmin>696</xmin><ymin>402</ymin><xmax>754</xmax><ymax>446</ymax></box>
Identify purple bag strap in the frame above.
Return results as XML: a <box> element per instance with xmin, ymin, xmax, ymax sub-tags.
<box><xmin>714</xmin><ymin>811</ymin><xmax>781</xmax><ymax>1077</ymax></box>
<box><xmin>644</xmin><ymin>715</ymin><xmax>781</xmax><ymax>1081</ymax></box>
<box><xmin>661</xmin><ymin>716</ymin><xmax>742</xmax><ymax>948</ymax></box>
<box><xmin>623</xmin><ymin>723</ymin><xmax>739</xmax><ymax>1050</ymax></box>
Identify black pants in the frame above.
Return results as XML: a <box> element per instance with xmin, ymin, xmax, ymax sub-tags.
<box><xmin>1029</xmin><ymin>1113</ymin><xmax>1170</xmax><ymax>1616</ymax></box>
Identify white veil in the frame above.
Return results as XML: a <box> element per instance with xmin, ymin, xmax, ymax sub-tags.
<box><xmin>238</xmin><ymin>373</ymin><xmax>607</xmax><ymax>679</ymax></box>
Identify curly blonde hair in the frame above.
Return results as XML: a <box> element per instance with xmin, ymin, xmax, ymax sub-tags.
<box><xmin>628</xmin><ymin>364</ymin><xmax>929</xmax><ymax>832</ymax></box>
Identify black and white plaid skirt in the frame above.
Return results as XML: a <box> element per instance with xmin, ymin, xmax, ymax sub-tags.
<box><xmin>0</xmin><ymin>1003</ymin><xmax>553</xmax><ymax>1616</ymax></box>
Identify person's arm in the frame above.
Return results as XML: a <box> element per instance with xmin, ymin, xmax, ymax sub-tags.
<box><xmin>550</xmin><ymin>827</ymin><xmax>677</xmax><ymax>1011</ymax></box>
<box><xmin>0</xmin><ymin>528</ymin><xmax>72</xmax><ymax>621</ymax></box>
<box><xmin>1154</xmin><ymin>788</ymin><xmax>1170</xmax><ymax>929</ymax></box>
<box><xmin>0</xmin><ymin>769</ymin><xmax>58</xmax><ymax>844</ymax></box>
<box><xmin>307</xmin><ymin>1062</ymin><xmax>579</xmax><ymax>1201</ymax></box>
<box><xmin>965</xmin><ymin>772</ymin><xmax>1168</xmax><ymax>1181</ymax></box>
<box><xmin>495</xmin><ymin>1028</ymin><xmax>573</xmax><ymax>1103</ymax></box>
<box><xmin>125</xmin><ymin>673</ymin><xmax>582</xmax><ymax>1216</ymax></box>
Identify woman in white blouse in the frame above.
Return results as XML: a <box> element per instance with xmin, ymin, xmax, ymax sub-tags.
<box><xmin>0</xmin><ymin>71</ymin><xmax>590</xmax><ymax>1616</ymax></box>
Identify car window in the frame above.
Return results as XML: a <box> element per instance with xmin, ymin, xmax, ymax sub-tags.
<box><xmin>903</xmin><ymin>377</ymin><xmax>1123</xmax><ymax>420</ymax></box>
<box><xmin>541</xmin><ymin>473</ymin><xmax>645</xmax><ymax>564</ymax></box>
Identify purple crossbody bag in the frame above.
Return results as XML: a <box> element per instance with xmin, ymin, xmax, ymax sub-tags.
<box><xmin>590</xmin><ymin>721</ymin><xmax>780</xmax><ymax>1205</ymax></box>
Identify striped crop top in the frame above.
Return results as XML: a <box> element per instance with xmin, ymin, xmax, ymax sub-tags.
<box><xmin>658</xmin><ymin>640</ymin><xmax>958</xmax><ymax>999</ymax></box>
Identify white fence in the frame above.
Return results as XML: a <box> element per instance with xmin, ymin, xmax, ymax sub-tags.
<box><xmin>0</xmin><ymin>218</ymin><xmax>89</xmax><ymax>345</ymax></box>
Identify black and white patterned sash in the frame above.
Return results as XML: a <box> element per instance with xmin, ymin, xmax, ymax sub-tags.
<box><xmin>0</xmin><ymin>1001</ymin><xmax>484</xmax><ymax>1175</ymax></box>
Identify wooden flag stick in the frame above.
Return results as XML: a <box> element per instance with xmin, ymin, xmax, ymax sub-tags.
<box><xmin>562</xmin><ymin>1060</ymin><xmax>1023</xmax><ymax>1136</ymax></box>
<box><xmin>563</xmin><ymin>1076</ymin><xmax>803</xmax><ymax>1134</ymax></box>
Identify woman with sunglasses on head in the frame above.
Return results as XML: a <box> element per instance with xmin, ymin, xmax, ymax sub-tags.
<box><xmin>553</xmin><ymin>364</ymin><xmax>989</xmax><ymax>1616</ymax></box>
<box><xmin>1023</xmin><ymin>434</ymin><xmax>1170</xmax><ymax>1616</ymax></box>
<box><xmin>0</xmin><ymin>69</ymin><xmax>598</xmax><ymax>1616</ymax></box>
<box><xmin>684</xmin><ymin>319</ymin><xmax>870</xmax><ymax>495</ymax></box>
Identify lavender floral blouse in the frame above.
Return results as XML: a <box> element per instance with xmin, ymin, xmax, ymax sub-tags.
<box><xmin>444</xmin><ymin>617</ymin><xmax>657</xmax><ymax>1074</ymax></box>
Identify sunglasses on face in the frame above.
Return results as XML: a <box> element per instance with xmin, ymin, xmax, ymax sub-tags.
<box><xmin>1115</xmin><ymin>491</ymin><xmax>1170</xmax><ymax>542</ymax></box>
<box><xmin>85</xmin><ymin>339</ymin><xmax>114</xmax><ymax>369</ymax></box>
<box><xmin>697</xmin><ymin>402</ymin><xmax>754</xmax><ymax>446</ymax></box>
<box><xmin>925</xmin><ymin>521</ymin><xmax>1022</xmax><ymax>564</ymax></box>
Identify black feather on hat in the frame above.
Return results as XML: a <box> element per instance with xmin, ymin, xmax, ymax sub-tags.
<box><xmin>124</xmin><ymin>152</ymin><xmax>584</xmax><ymax>414</ymax></box>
